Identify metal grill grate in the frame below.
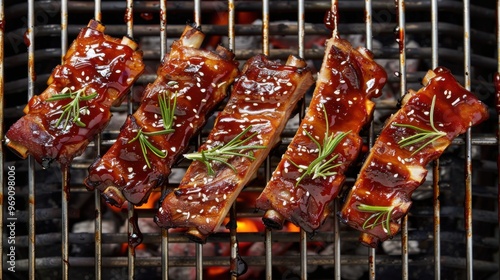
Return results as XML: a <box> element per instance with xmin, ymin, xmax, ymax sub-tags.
<box><xmin>1</xmin><ymin>0</ymin><xmax>499</xmax><ymax>279</ymax></box>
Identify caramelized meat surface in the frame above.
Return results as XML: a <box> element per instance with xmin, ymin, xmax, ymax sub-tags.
<box><xmin>84</xmin><ymin>25</ymin><xmax>239</xmax><ymax>207</ymax></box>
<box><xmin>255</xmin><ymin>36</ymin><xmax>387</xmax><ymax>232</ymax></box>
<box><xmin>5</xmin><ymin>20</ymin><xmax>145</xmax><ymax>167</ymax></box>
<box><xmin>339</xmin><ymin>67</ymin><xmax>489</xmax><ymax>247</ymax></box>
<box><xmin>155</xmin><ymin>54</ymin><xmax>314</xmax><ymax>243</ymax></box>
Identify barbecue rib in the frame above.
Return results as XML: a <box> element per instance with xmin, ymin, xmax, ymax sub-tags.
<box><xmin>155</xmin><ymin>54</ymin><xmax>314</xmax><ymax>243</ymax></box>
<box><xmin>340</xmin><ymin>67</ymin><xmax>489</xmax><ymax>247</ymax></box>
<box><xmin>84</xmin><ymin>25</ymin><xmax>239</xmax><ymax>207</ymax></box>
<box><xmin>4</xmin><ymin>20</ymin><xmax>145</xmax><ymax>167</ymax></box>
<box><xmin>254</xmin><ymin>36</ymin><xmax>387</xmax><ymax>232</ymax></box>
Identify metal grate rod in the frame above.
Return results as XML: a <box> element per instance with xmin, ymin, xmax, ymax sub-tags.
<box><xmin>93</xmin><ymin>2</ymin><xmax>103</xmax><ymax>279</ymax></box>
<box><xmin>94</xmin><ymin>0</ymin><xmax>101</xmax><ymax>21</ymax></box>
<box><xmin>159</xmin><ymin>1</ymin><xmax>169</xmax><ymax>279</ymax></box>
<box><xmin>431</xmin><ymin>0</ymin><xmax>441</xmax><ymax>279</ymax></box>
<box><xmin>364</xmin><ymin>0</ymin><xmax>376</xmax><ymax>278</ymax></box>
<box><xmin>27</xmin><ymin>0</ymin><xmax>36</xmax><ymax>278</ymax></box>
<box><xmin>60</xmin><ymin>0</ymin><xmax>70</xmax><ymax>278</ymax></box>
<box><xmin>462</xmin><ymin>1</ymin><xmax>474</xmax><ymax>279</ymax></box>
<box><xmin>124</xmin><ymin>1</ymin><xmax>136</xmax><ymax>279</ymax></box>
<box><xmin>396</xmin><ymin>1</ymin><xmax>409</xmax><ymax>278</ymax></box>
<box><xmin>296</xmin><ymin>0</ymin><xmax>308</xmax><ymax>278</ymax></box>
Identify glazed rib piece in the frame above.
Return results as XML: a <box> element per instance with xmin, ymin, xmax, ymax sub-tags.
<box><xmin>340</xmin><ymin>67</ymin><xmax>489</xmax><ymax>247</ymax></box>
<box><xmin>5</xmin><ymin>20</ymin><xmax>145</xmax><ymax>167</ymax></box>
<box><xmin>155</xmin><ymin>54</ymin><xmax>314</xmax><ymax>243</ymax></box>
<box><xmin>254</xmin><ymin>36</ymin><xmax>387</xmax><ymax>232</ymax></box>
<box><xmin>84</xmin><ymin>25</ymin><xmax>239</xmax><ymax>207</ymax></box>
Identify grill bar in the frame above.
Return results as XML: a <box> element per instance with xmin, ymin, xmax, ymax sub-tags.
<box><xmin>3</xmin><ymin>1</ymin><xmax>499</xmax><ymax>279</ymax></box>
<box><xmin>463</xmin><ymin>1</ymin><xmax>474</xmax><ymax>279</ymax></box>
<box><xmin>159</xmin><ymin>0</ymin><xmax>168</xmax><ymax>278</ymax></box>
<box><xmin>297</xmin><ymin>0</ymin><xmax>308</xmax><ymax>278</ymax></box>
<box><xmin>396</xmin><ymin>1</ymin><xmax>410</xmax><ymax>279</ymax></box>
<box><xmin>26</xmin><ymin>0</ymin><xmax>37</xmax><ymax>278</ymax></box>
<box><xmin>431</xmin><ymin>1</ymin><xmax>441</xmax><ymax>279</ymax></box>
<box><xmin>227</xmin><ymin>3</ymin><xmax>238</xmax><ymax>280</ymax></box>
<box><xmin>60</xmin><ymin>0</ymin><xmax>70</xmax><ymax>278</ymax></box>
<box><xmin>365</xmin><ymin>1</ymin><xmax>377</xmax><ymax>279</ymax></box>
<box><xmin>193</xmin><ymin>2</ymin><xmax>204</xmax><ymax>279</ymax></box>
<box><xmin>94</xmin><ymin>1</ymin><xmax>103</xmax><ymax>278</ymax></box>
<box><xmin>124</xmin><ymin>0</ymin><xmax>136</xmax><ymax>278</ymax></box>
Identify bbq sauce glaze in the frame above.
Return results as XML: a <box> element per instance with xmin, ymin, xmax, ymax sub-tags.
<box><xmin>155</xmin><ymin>54</ymin><xmax>314</xmax><ymax>241</ymax></box>
<box><xmin>85</xmin><ymin>34</ymin><xmax>239</xmax><ymax>207</ymax></box>
<box><xmin>255</xmin><ymin>36</ymin><xmax>387</xmax><ymax>232</ymax></box>
<box><xmin>5</xmin><ymin>20</ymin><xmax>145</xmax><ymax>167</ymax></box>
<box><xmin>340</xmin><ymin>67</ymin><xmax>489</xmax><ymax>247</ymax></box>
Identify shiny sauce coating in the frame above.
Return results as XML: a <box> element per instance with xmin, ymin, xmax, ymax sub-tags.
<box><xmin>155</xmin><ymin>54</ymin><xmax>314</xmax><ymax>239</ymax></box>
<box><xmin>5</xmin><ymin>21</ymin><xmax>145</xmax><ymax>166</ymax></box>
<box><xmin>85</xmin><ymin>38</ymin><xmax>239</xmax><ymax>206</ymax></box>
<box><xmin>340</xmin><ymin>67</ymin><xmax>489</xmax><ymax>247</ymax></box>
<box><xmin>255</xmin><ymin>36</ymin><xmax>387</xmax><ymax>232</ymax></box>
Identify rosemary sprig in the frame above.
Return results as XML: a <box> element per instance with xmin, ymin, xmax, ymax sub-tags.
<box><xmin>290</xmin><ymin>103</ymin><xmax>350</xmax><ymax>186</ymax></box>
<box><xmin>128</xmin><ymin>84</ymin><xmax>178</xmax><ymax>169</ymax></box>
<box><xmin>392</xmin><ymin>95</ymin><xmax>446</xmax><ymax>156</ymax></box>
<box><xmin>128</xmin><ymin>128</ymin><xmax>168</xmax><ymax>169</ymax></box>
<box><xmin>46</xmin><ymin>87</ymin><xmax>98</xmax><ymax>130</ymax></box>
<box><xmin>357</xmin><ymin>203</ymin><xmax>396</xmax><ymax>235</ymax></box>
<box><xmin>183</xmin><ymin>125</ymin><xmax>267</xmax><ymax>176</ymax></box>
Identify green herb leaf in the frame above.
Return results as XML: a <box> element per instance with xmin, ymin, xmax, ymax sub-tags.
<box><xmin>357</xmin><ymin>203</ymin><xmax>396</xmax><ymax>235</ymax></box>
<box><xmin>184</xmin><ymin>125</ymin><xmax>267</xmax><ymax>176</ymax></box>
<box><xmin>128</xmin><ymin>128</ymin><xmax>168</xmax><ymax>169</ymax></box>
<box><xmin>290</xmin><ymin>103</ymin><xmax>350</xmax><ymax>186</ymax></box>
<box><xmin>129</xmin><ymin>82</ymin><xmax>178</xmax><ymax>169</ymax></box>
<box><xmin>392</xmin><ymin>95</ymin><xmax>446</xmax><ymax>156</ymax></box>
<box><xmin>46</xmin><ymin>87</ymin><xmax>98</xmax><ymax>130</ymax></box>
